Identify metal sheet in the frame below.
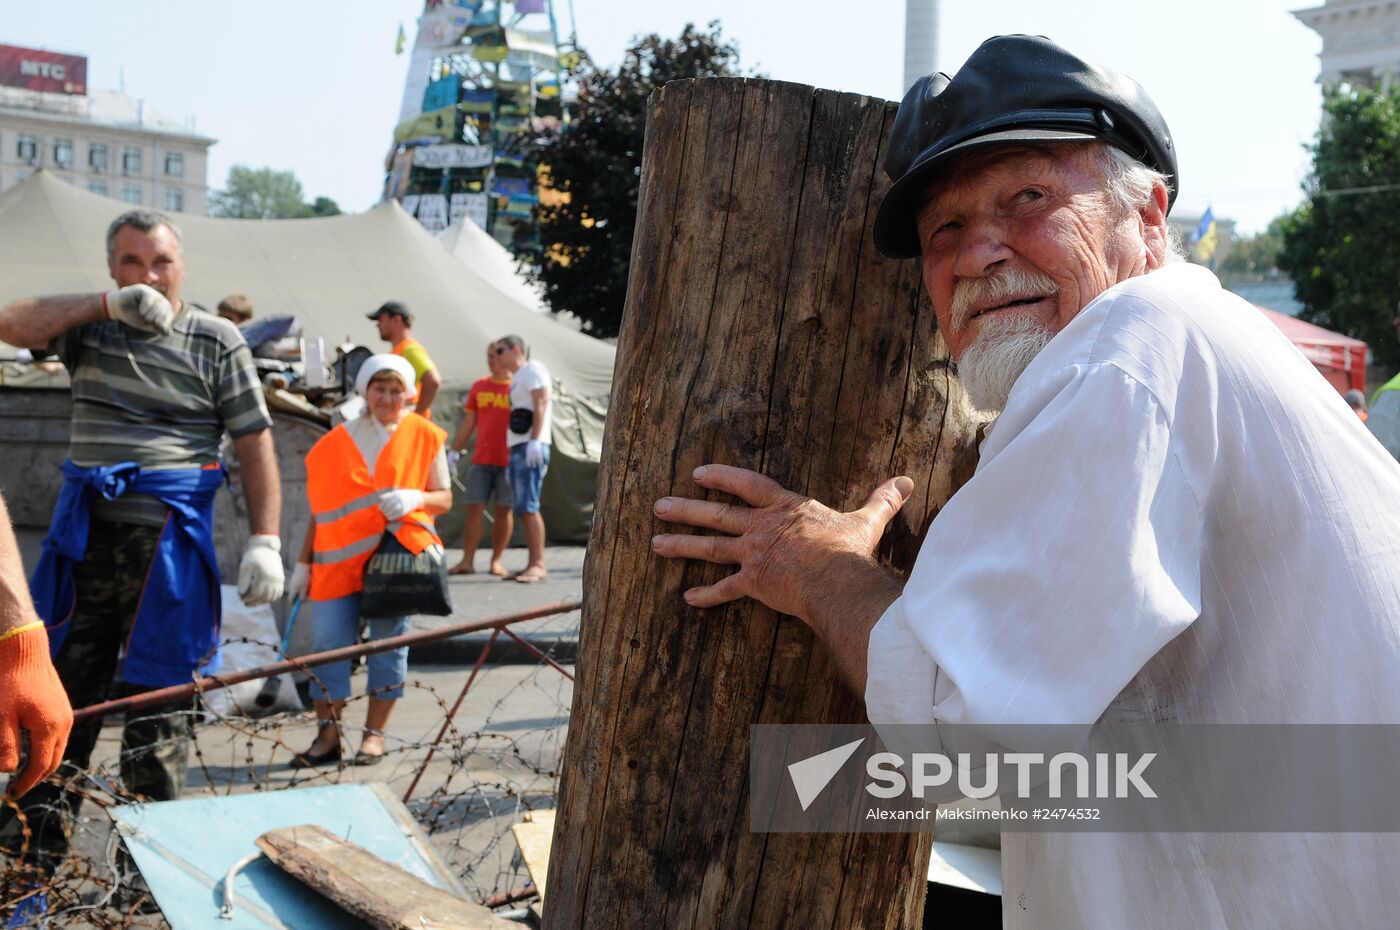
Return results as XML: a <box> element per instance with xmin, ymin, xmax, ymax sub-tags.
<box><xmin>109</xmin><ymin>783</ymin><xmax>464</xmax><ymax>930</ymax></box>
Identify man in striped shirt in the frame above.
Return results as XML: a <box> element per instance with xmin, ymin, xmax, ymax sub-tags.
<box><xmin>0</xmin><ymin>209</ymin><xmax>283</xmax><ymax>875</ymax></box>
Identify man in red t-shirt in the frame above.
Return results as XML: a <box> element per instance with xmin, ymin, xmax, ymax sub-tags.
<box><xmin>447</xmin><ymin>340</ymin><xmax>514</xmax><ymax>575</ymax></box>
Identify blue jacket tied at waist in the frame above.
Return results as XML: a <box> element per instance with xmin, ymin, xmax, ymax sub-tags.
<box><xmin>30</xmin><ymin>460</ymin><xmax>227</xmax><ymax>687</ymax></box>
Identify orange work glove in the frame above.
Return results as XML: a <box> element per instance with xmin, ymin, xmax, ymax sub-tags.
<box><xmin>0</xmin><ymin>622</ymin><xmax>73</xmax><ymax>798</ymax></box>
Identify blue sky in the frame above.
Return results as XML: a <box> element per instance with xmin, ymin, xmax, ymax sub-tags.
<box><xmin>7</xmin><ymin>1</ymin><xmax>1323</xmax><ymax>233</ymax></box>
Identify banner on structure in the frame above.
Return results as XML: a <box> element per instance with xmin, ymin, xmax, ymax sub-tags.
<box><xmin>417</xmin><ymin>194</ymin><xmax>450</xmax><ymax>234</ymax></box>
<box><xmin>412</xmin><ymin>143</ymin><xmax>493</xmax><ymax>169</ymax></box>
<box><xmin>0</xmin><ymin>44</ymin><xmax>87</xmax><ymax>95</ymax></box>
<box><xmin>452</xmin><ymin>192</ymin><xmax>489</xmax><ymax>229</ymax></box>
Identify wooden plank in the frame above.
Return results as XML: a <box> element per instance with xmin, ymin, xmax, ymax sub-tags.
<box><xmin>510</xmin><ymin>809</ymin><xmax>556</xmax><ymax>904</ymax></box>
<box><xmin>256</xmin><ymin>825</ymin><xmax>512</xmax><ymax>930</ymax></box>
<box><xmin>545</xmin><ymin>77</ymin><xmax>980</xmax><ymax>929</ymax></box>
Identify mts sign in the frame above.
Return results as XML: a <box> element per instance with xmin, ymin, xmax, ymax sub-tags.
<box><xmin>0</xmin><ymin>45</ymin><xmax>87</xmax><ymax>96</ymax></box>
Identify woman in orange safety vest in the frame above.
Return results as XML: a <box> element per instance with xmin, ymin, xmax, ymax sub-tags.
<box><xmin>287</xmin><ymin>354</ymin><xmax>451</xmax><ymax>767</ymax></box>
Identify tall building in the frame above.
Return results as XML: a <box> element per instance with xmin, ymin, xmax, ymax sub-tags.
<box><xmin>1293</xmin><ymin>0</ymin><xmax>1400</xmax><ymax>86</ymax></box>
<box><xmin>0</xmin><ymin>43</ymin><xmax>213</xmax><ymax>213</ymax></box>
<box><xmin>902</xmin><ymin>0</ymin><xmax>938</xmax><ymax>93</ymax></box>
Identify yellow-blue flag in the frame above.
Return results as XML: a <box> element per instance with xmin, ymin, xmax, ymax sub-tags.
<box><xmin>1191</xmin><ymin>206</ymin><xmax>1218</xmax><ymax>263</ymax></box>
<box><xmin>395</xmin><ymin>23</ymin><xmax>407</xmax><ymax>55</ymax></box>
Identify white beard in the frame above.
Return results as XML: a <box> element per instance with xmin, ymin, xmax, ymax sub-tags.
<box><xmin>956</xmin><ymin>312</ymin><xmax>1057</xmax><ymax>413</ymax></box>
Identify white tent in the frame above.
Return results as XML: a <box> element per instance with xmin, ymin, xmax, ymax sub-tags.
<box><xmin>436</xmin><ymin>217</ymin><xmax>548</xmax><ymax>313</ymax></box>
<box><xmin>0</xmin><ymin>171</ymin><xmax>612</xmax><ymax>393</ymax></box>
<box><xmin>0</xmin><ymin>171</ymin><xmax>612</xmax><ymax>540</ymax></box>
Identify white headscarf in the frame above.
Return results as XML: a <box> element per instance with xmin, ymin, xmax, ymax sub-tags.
<box><xmin>354</xmin><ymin>353</ymin><xmax>418</xmax><ymax>401</ymax></box>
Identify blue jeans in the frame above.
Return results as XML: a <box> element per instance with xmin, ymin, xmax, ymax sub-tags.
<box><xmin>308</xmin><ymin>593</ymin><xmax>410</xmax><ymax>701</ymax></box>
<box><xmin>509</xmin><ymin>443</ymin><xmax>550</xmax><ymax>514</ymax></box>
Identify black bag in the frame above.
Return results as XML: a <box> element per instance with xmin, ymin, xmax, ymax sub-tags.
<box><xmin>509</xmin><ymin>407</ymin><xmax>534</xmax><ymax>435</ymax></box>
<box><xmin>359</xmin><ymin>532</ymin><xmax>453</xmax><ymax>618</ymax></box>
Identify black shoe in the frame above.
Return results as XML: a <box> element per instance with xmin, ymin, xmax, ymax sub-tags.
<box><xmin>290</xmin><ymin>743</ymin><xmax>342</xmax><ymax>769</ymax></box>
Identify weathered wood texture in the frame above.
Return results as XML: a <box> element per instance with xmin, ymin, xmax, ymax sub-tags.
<box><xmin>256</xmin><ymin>824</ymin><xmax>511</xmax><ymax>930</ymax></box>
<box><xmin>545</xmin><ymin>78</ymin><xmax>980</xmax><ymax>930</ymax></box>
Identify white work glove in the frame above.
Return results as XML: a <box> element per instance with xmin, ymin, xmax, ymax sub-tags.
<box><xmin>379</xmin><ymin>489</ymin><xmax>424</xmax><ymax>520</ymax></box>
<box><xmin>238</xmin><ymin>535</ymin><xmax>285</xmax><ymax>606</ymax></box>
<box><xmin>525</xmin><ymin>439</ymin><xmax>544</xmax><ymax>469</ymax></box>
<box><xmin>289</xmin><ymin>563</ymin><xmax>311</xmax><ymax>600</ymax></box>
<box><xmin>103</xmin><ymin>284</ymin><xmax>174</xmax><ymax>335</ymax></box>
<box><xmin>447</xmin><ymin>450</ymin><xmax>461</xmax><ymax>472</ymax></box>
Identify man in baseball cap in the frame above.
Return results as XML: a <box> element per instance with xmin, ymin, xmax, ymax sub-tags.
<box><xmin>368</xmin><ymin>300</ymin><xmax>442</xmax><ymax>418</ymax></box>
<box><xmin>652</xmin><ymin>35</ymin><xmax>1400</xmax><ymax>928</ymax></box>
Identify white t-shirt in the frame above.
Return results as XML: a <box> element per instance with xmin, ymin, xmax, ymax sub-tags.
<box><xmin>865</xmin><ymin>264</ymin><xmax>1400</xmax><ymax>929</ymax></box>
<box><xmin>507</xmin><ymin>358</ymin><xmax>552</xmax><ymax>447</ymax></box>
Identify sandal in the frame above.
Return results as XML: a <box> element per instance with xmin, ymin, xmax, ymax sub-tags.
<box><xmin>353</xmin><ymin>727</ymin><xmax>387</xmax><ymax>766</ymax></box>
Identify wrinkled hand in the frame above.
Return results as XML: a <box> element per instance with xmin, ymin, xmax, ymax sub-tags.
<box><xmin>0</xmin><ymin>624</ymin><xmax>74</xmax><ymax>799</ymax></box>
<box><xmin>447</xmin><ymin>450</ymin><xmax>461</xmax><ymax>472</ymax></box>
<box><xmin>103</xmin><ymin>284</ymin><xmax>174</xmax><ymax>335</ymax></box>
<box><xmin>650</xmin><ymin>464</ymin><xmax>914</xmax><ymax>622</ymax></box>
<box><xmin>525</xmin><ymin>439</ymin><xmax>545</xmax><ymax>469</ymax></box>
<box><xmin>288</xmin><ymin>563</ymin><xmax>311</xmax><ymax>600</ymax></box>
<box><xmin>238</xmin><ymin>535</ymin><xmax>285</xmax><ymax>606</ymax></box>
<box><xmin>379</xmin><ymin>488</ymin><xmax>424</xmax><ymax>520</ymax></box>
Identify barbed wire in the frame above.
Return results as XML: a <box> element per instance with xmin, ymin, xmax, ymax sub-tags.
<box><xmin>1</xmin><ymin>624</ymin><xmax>574</xmax><ymax>928</ymax></box>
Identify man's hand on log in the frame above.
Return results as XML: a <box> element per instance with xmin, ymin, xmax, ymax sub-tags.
<box><xmin>652</xmin><ymin>464</ymin><xmax>912</xmax><ymax>622</ymax></box>
<box><xmin>652</xmin><ymin>465</ymin><xmax>912</xmax><ymax>691</ymax></box>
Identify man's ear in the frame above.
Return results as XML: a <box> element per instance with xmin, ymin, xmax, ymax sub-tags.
<box><xmin>1139</xmin><ymin>183</ymin><xmax>1171</xmax><ymax>269</ymax></box>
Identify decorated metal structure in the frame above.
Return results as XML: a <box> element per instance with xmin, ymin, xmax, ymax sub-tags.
<box><xmin>383</xmin><ymin>0</ymin><xmax>575</xmax><ymax>252</ymax></box>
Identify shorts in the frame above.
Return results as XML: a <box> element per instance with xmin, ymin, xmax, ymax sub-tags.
<box><xmin>508</xmin><ymin>442</ymin><xmax>550</xmax><ymax>515</ymax></box>
<box><xmin>308</xmin><ymin>593</ymin><xmax>410</xmax><ymax>702</ymax></box>
<box><xmin>463</xmin><ymin>463</ymin><xmax>513</xmax><ymax>509</ymax></box>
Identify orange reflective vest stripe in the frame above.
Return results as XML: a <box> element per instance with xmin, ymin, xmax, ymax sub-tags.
<box><xmin>305</xmin><ymin>415</ymin><xmax>447</xmax><ymax>601</ymax></box>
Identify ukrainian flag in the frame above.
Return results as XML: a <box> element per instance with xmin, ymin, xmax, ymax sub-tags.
<box><xmin>395</xmin><ymin>23</ymin><xmax>407</xmax><ymax>55</ymax></box>
<box><xmin>1191</xmin><ymin>207</ymin><xmax>1218</xmax><ymax>263</ymax></box>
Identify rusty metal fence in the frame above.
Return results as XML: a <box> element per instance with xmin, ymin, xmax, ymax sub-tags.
<box><xmin>1</xmin><ymin>600</ymin><xmax>580</xmax><ymax>928</ymax></box>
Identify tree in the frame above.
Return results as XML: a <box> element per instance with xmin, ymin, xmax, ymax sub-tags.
<box><xmin>1217</xmin><ymin>212</ymin><xmax>1290</xmax><ymax>279</ymax></box>
<box><xmin>1277</xmin><ymin>85</ymin><xmax>1400</xmax><ymax>368</ymax></box>
<box><xmin>210</xmin><ymin>166</ymin><xmax>340</xmax><ymax>219</ymax></box>
<box><xmin>524</xmin><ymin>22</ymin><xmax>746</xmax><ymax>338</ymax></box>
<box><xmin>309</xmin><ymin>196</ymin><xmax>342</xmax><ymax>217</ymax></box>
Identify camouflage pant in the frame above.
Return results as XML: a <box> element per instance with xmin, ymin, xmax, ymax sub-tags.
<box><xmin>0</xmin><ymin>520</ymin><xmax>196</xmax><ymax>871</ymax></box>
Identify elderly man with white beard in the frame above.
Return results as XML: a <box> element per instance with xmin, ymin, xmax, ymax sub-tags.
<box><xmin>651</xmin><ymin>35</ymin><xmax>1400</xmax><ymax>930</ymax></box>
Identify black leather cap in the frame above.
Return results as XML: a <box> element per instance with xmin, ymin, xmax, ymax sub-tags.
<box><xmin>873</xmin><ymin>35</ymin><xmax>1177</xmax><ymax>259</ymax></box>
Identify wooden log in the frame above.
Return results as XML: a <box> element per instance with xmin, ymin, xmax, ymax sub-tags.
<box><xmin>255</xmin><ymin>824</ymin><xmax>512</xmax><ymax>930</ymax></box>
<box><xmin>545</xmin><ymin>77</ymin><xmax>981</xmax><ymax>930</ymax></box>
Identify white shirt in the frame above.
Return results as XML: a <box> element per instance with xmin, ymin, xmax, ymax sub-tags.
<box><xmin>508</xmin><ymin>358</ymin><xmax>553</xmax><ymax>447</ymax></box>
<box><xmin>866</xmin><ymin>264</ymin><xmax>1400</xmax><ymax>929</ymax></box>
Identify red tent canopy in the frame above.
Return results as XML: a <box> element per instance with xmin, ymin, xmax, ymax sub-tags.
<box><xmin>1256</xmin><ymin>306</ymin><xmax>1368</xmax><ymax>394</ymax></box>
